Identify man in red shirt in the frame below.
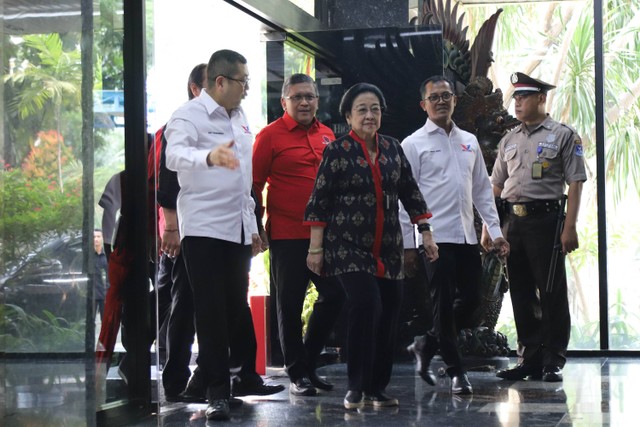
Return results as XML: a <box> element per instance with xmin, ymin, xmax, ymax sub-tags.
<box><xmin>253</xmin><ymin>74</ymin><xmax>345</xmax><ymax>396</ymax></box>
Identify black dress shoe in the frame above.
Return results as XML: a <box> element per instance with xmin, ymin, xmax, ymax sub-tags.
<box><xmin>343</xmin><ymin>390</ymin><xmax>364</xmax><ymax>410</ymax></box>
<box><xmin>232</xmin><ymin>379</ymin><xmax>285</xmax><ymax>397</ymax></box>
<box><xmin>542</xmin><ymin>366</ymin><xmax>563</xmax><ymax>382</ymax></box>
<box><xmin>451</xmin><ymin>373</ymin><xmax>473</xmax><ymax>395</ymax></box>
<box><xmin>308</xmin><ymin>371</ymin><xmax>333</xmax><ymax>391</ymax></box>
<box><xmin>363</xmin><ymin>390</ymin><xmax>399</xmax><ymax>407</ymax></box>
<box><xmin>496</xmin><ymin>363</ymin><xmax>542</xmax><ymax>380</ymax></box>
<box><xmin>165</xmin><ymin>389</ymin><xmax>207</xmax><ymax>403</ymax></box>
<box><xmin>407</xmin><ymin>341</ymin><xmax>436</xmax><ymax>385</ymax></box>
<box><xmin>229</xmin><ymin>396</ymin><xmax>243</xmax><ymax>408</ymax></box>
<box><xmin>289</xmin><ymin>377</ymin><xmax>317</xmax><ymax>396</ymax></box>
<box><xmin>205</xmin><ymin>399</ymin><xmax>230</xmax><ymax>421</ymax></box>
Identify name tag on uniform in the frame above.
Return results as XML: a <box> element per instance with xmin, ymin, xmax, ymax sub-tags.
<box><xmin>532</xmin><ymin>161</ymin><xmax>543</xmax><ymax>179</ymax></box>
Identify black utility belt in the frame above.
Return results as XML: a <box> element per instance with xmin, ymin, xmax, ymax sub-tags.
<box><xmin>506</xmin><ymin>200</ymin><xmax>560</xmax><ymax>217</ymax></box>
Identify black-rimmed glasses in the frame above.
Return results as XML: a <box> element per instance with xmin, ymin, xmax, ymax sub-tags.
<box><xmin>424</xmin><ymin>92</ymin><xmax>454</xmax><ymax>103</ymax></box>
<box><xmin>220</xmin><ymin>75</ymin><xmax>250</xmax><ymax>88</ymax></box>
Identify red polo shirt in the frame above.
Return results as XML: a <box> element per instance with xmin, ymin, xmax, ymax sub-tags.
<box><xmin>252</xmin><ymin>112</ymin><xmax>335</xmax><ymax>240</ymax></box>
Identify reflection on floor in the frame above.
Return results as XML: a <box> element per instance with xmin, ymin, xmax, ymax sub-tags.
<box><xmin>3</xmin><ymin>358</ymin><xmax>640</xmax><ymax>426</ymax></box>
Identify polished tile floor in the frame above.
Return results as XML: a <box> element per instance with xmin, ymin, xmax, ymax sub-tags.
<box><xmin>3</xmin><ymin>358</ymin><xmax>640</xmax><ymax>426</ymax></box>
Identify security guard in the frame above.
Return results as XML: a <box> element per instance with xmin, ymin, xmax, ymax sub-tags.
<box><xmin>486</xmin><ymin>72</ymin><xmax>586</xmax><ymax>382</ymax></box>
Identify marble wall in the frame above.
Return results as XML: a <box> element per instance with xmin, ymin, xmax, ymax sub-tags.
<box><xmin>321</xmin><ymin>0</ymin><xmax>410</xmax><ymax>29</ymax></box>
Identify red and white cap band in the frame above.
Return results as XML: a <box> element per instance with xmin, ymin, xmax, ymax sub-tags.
<box><xmin>513</xmin><ymin>84</ymin><xmax>541</xmax><ymax>92</ymax></box>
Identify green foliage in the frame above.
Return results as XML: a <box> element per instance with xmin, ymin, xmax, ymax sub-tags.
<box><xmin>0</xmin><ymin>304</ymin><xmax>84</xmax><ymax>352</ymax></box>
<box><xmin>0</xmin><ymin>167</ymin><xmax>82</xmax><ymax>266</ymax></box>
<box><xmin>301</xmin><ymin>283</ymin><xmax>318</xmax><ymax>336</ymax></box>
<box><xmin>495</xmin><ymin>319</ymin><xmax>518</xmax><ymax>350</ymax></box>
<box><xmin>609</xmin><ymin>289</ymin><xmax>640</xmax><ymax>349</ymax></box>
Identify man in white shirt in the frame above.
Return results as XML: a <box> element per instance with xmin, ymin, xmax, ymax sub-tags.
<box><xmin>400</xmin><ymin>75</ymin><xmax>510</xmax><ymax>395</ymax></box>
<box><xmin>165</xmin><ymin>49</ymin><xmax>261</xmax><ymax>421</ymax></box>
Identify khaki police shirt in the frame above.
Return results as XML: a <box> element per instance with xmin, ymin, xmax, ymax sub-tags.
<box><xmin>491</xmin><ymin>115</ymin><xmax>587</xmax><ymax>202</ymax></box>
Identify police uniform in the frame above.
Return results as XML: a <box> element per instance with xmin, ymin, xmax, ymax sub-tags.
<box><xmin>491</xmin><ymin>72</ymin><xmax>587</xmax><ymax>376</ymax></box>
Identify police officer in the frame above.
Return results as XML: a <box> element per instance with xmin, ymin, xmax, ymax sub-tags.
<box><xmin>485</xmin><ymin>72</ymin><xmax>586</xmax><ymax>382</ymax></box>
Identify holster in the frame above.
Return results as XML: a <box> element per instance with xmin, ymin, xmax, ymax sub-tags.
<box><xmin>495</xmin><ymin>197</ymin><xmax>506</xmax><ymax>226</ymax></box>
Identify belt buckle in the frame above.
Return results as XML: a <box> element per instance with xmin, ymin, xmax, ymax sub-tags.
<box><xmin>512</xmin><ymin>204</ymin><xmax>528</xmax><ymax>217</ymax></box>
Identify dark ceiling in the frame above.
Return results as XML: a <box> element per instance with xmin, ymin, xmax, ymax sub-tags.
<box><xmin>2</xmin><ymin>0</ymin><xmax>92</xmax><ymax>35</ymax></box>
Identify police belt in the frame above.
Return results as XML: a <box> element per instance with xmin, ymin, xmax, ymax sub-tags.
<box><xmin>506</xmin><ymin>200</ymin><xmax>560</xmax><ymax>217</ymax></box>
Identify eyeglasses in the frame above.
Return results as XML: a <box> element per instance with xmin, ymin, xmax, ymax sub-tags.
<box><xmin>424</xmin><ymin>92</ymin><xmax>454</xmax><ymax>103</ymax></box>
<box><xmin>284</xmin><ymin>94</ymin><xmax>318</xmax><ymax>102</ymax></box>
<box><xmin>220</xmin><ymin>75</ymin><xmax>250</xmax><ymax>88</ymax></box>
<box><xmin>353</xmin><ymin>106</ymin><xmax>382</xmax><ymax>116</ymax></box>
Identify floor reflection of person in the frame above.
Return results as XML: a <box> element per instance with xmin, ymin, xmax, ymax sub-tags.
<box><xmin>252</xmin><ymin>73</ymin><xmax>345</xmax><ymax>397</ymax></box>
<box><xmin>304</xmin><ymin>83</ymin><xmax>438</xmax><ymax>410</ymax></box>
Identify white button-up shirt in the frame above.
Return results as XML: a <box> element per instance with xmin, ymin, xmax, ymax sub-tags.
<box><xmin>400</xmin><ymin>118</ymin><xmax>502</xmax><ymax>248</ymax></box>
<box><xmin>165</xmin><ymin>89</ymin><xmax>257</xmax><ymax>244</ymax></box>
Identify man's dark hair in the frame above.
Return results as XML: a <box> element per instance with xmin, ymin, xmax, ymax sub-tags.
<box><xmin>206</xmin><ymin>49</ymin><xmax>247</xmax><ymax>88</ymax></box>
<box><xmin>281</xmin><ymin>74</ymin><xmax>318</xmax><ymax>98</ymax></box>
<box><xmin>419</xmin><ymin>75</ymin><xmax>455</xmax><ymax>99</ymax></box>
<box><xmin>187</xmin><ymin>63</ymin><xmax>206</xmax><ymax>100</ymax></box>
<box><xmin>339</xmin><ymin>82</ymin><xmax>387</xmax><ymax>119</ymax></box>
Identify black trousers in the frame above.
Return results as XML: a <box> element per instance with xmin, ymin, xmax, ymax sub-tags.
<box><xmin>420</xmin><ymin>243</ymin><xmax>481</xmax><ymax>376</ymax></box>
<box><xmin>503</xmin><ymin>212</ymin><xmax>570</xmax><ymax>368</ymax></box>
<box><xmin>181</xmin><ymin>236</ymin><xmax>252</xmax><ymax>400</ymax></box>
<box><xmin>160</xmin><ymin>253</ymin><xmax>195</xmax><ymax>394</ymax></box>
<box><xmin>337</xmin><ymin>272</ymin><xmax>402</xmax><ymax>392</ymax></box>
<box><xmin>270</xmin><ymin>239</ymin><xmax>345</xmax><ymax>381</ymax></box>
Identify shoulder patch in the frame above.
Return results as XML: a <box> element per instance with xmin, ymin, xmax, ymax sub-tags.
<box><xmin>574</xmin><ymin>144</ymin><xmax>584</xmax><ymax>157</ymax></box>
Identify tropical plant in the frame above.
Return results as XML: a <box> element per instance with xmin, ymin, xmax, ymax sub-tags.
<box><xmin>0</xmin><ymin>167</ymin><xmax>82</xmax><ymax>266</ymax></box>
<box><xmin>4</xmin><ymin>33</ymin><xmax>82</xmax><ymax>192</ymax></box>
<box><xmin>0</xmin><ymin>304</ymin><xmax>84</xmax><ymax>353</ymax></box>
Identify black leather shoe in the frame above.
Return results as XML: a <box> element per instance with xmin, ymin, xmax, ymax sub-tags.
<box><xmin>229</xmin><ymin>396</ymin><xmax>243</xmax><ymax>408</ymax></box>
<box><xmin>363</xmin><ymin>390</ymin><xmax>399</xmax><ymax>407</ymax></box>
<box><xmin>343</xmin><ymin>390</ymin><xmax>364</xmax><ymax>410</ymax></box>
<box><xmin>289</xmin><ymin>377</ymin><xmax>317</xmax><ymax>396</ymax></box>
<box><xmin>308</xmin><ymin>371</ymin><xmax>333</xmax><ymax>391</ymax></box>
<box><xmin>205</xmin><ymin>399</ymin><xmax>230</xmax><ymax>421</ymax></box>
<box><xmin>165</xmin><ymin>389</ymin><xmax>206</xmax><ymax>403</ymax></box>
<box><xmin>451</xmin><ymin>373</ymin><xmax>473</xmax><ymax>395</ymax></box>
<box><xmin>407</xmin><ymin>341</ymin><xmax>436</xmax><ymax>385</ymax></box>
<box><xmin>232</xmin><ymin>380</ymin><xmax>285</xmax><ymax>397</ymax></box>
<box><xmin>496</xmin><ymin>363</ymin><xmax>542</xmax><ymax>380</ymax></box>
<box><xmin>542</xmin><ymin>366</ymin><xmax>563</xmax><ymax>382</ymax></box>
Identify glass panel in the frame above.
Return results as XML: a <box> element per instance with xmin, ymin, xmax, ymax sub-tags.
<box><xmin>2</xmin><ymin>3</ymin><xmax>88</xmax><ymax>354</ymax></box>
<box><xmin>603</xmin><ymin>0</ymin><xmax>640</xmax><ymax>350</ymax></box>
<box><xmin>462</xmin><ymin>1</ymin><xmax>600</xmax><ymax>350</ymax></box>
